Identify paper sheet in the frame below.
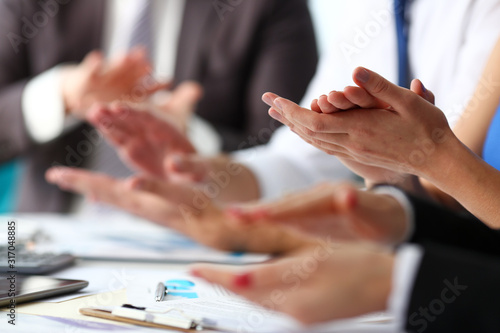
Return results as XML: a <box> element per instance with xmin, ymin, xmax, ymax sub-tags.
<box><xmin>1</xmin><ymin>213</ymin><xmax>268</xmax><ymax>264</ymax></box>
<box><xmin>125</xmin><ymin>271</ymin><xmax>400</xmax><ymax>333</ymax></box>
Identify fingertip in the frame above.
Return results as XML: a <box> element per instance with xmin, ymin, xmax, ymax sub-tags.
<box><xmin>166</xmin><ymin>154</ymin><xmax>184</xmax><ymax>172</ymax></box>
<box><xmin>334</xmin><ymin>184</ymin><xmax>358</xmax><ymax>212</ymax></box>
<box><xmin>268</xmin><ymin>108</ymin><xmax>283</xmax><ymax>121</ymax></box>
<box><xmin>353</xmin><ymin>67</ymin><xmax>370</xmax><ymax>84</ymax></box>
<box><xmin>110</xmin><ymin>103</ymin><xmax>129</xmax><ymax>117</ymax></box>
<box><xmin>126</xmin><ymin>177</ymin><xmax>146</xmax><ymax>190</ymax></box>
<box><xmin>225</xmin><ymin>206</ymin><xmax>244</xmax><ymax>218</ymax></box>
<box><xmin>273</xmin><ymin>98</ymin><xmax>284</xmax><ymax>111</ymax></box>
<box><xmin>84</xmin><ymin>50</ymin><xmax>103</xmax><ymax>64</ymax></box>
<box><xmin>420</xmin><ymin>81</ymin><xmax>427</xmax><ymax>93</ymax></box>
<box><xmin>410</xmin><ymin>79</ymin><xmax>435</xmax><ymax>104</ymax></box>
<box><xmin>233</xmin><ymin>273</ymin><xmax>252</xmax><ymax>289</ymax></box>
<box><xmin>262</xmin><ymin>93</ymin><xmax>274</xmax><ymax>106</ymax></box>
<box><xmin>190</xmin><ymin>268</ymin><xmax>202</xmax><ymax>278</ymax></box>
<box><xmin>45</xmin><ymin>167</ymin><xmax>69</xmax><ymax>183</ymax></box>
<box><xmin>45</xmin><ymin>168</ymin><xmax>58</xmax><ymax>183</ymax></box>
<box><xmin>344</xmin><ymin>187</ymin><xmax>359</xmax><ymax>210</ymax></box>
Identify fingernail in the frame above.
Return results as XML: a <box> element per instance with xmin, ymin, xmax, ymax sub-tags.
<box><xmin>269</xmin><ymin>109</ymin><xmax>283</xmax><ymax>121</ymax></box>
<box><xmin>46</xmin><ymin>168</ymin><xmax>65</xmax><ymax>184</ymax></box>
<box><xmin>252</xmin><ymin>209</ymin><xmax>268</xmax><ymax>219</ymax></box>
<box><xmin>262</xmin><ymin>94</ymin><xmax>273</xmax><ymax>106</ymax></box>
<box><xmin>421</xmin><ymin>81</ymin><xmax>427</xmax><ymax>93</ymax></box>
<box><xmin>233</xmin><ymin>273</ymin><xmax>252</xmax><ymax>288</ymax></box>
<box><xmin>172</xmin><ymin>155</ymin><xmax>183</xmax><ymax>168</ymax></box>
<box><xmin>226</xmin><ymin>207</ymin><xmax>244</xmax><ymax>218</ymax></box>
<box><xmin>355</xmin><ymin>68</ymin><xmax>370</xmax><ymax>83</ymax></box>
<box><xmin>190</xmin><ymin>269</ymin><xmax>202</xmax><ymax>278</ymax></box>
<box><xmin>114</xmin><ymin>107</ymin><xmax>126</xmax><ymax>115</ymax></box>
<box><xmin>46</xmin><ymin>170</ymin><xmax>56</xmax><ymax>183</ymax></box>
<box><xmin>273</xmin><ymin>99</ymin><xmax>283</xmax><ymax>111</ymax></box>
<box><xmin>131</xmin><ymin>179</ymin><xmax>145</xmax><ymax>190</ymax></box>
<box><xmin>88</xmin><ymin>194</ymin><xmax>99</xmax><ymax>203</ymax></box>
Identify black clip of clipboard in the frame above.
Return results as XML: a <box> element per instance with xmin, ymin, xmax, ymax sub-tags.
<box><xmin>80</xmin><ymin>304</ymin><xmax>220</xmax><ymax>331</ymax></box>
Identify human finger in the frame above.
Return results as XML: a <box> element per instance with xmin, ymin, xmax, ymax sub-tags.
<box><xmin>326</xmin><ymin>90</ymin><xmax>357</xmax><ymax>111</ymax></box>
<box><xmin>317</xmin><ymin>94</ymin><xmax>340</xmax><ymax>113</ymax></box>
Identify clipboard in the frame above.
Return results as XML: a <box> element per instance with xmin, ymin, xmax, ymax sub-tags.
<box><xmin>80</xmin><ymin>304</ymin><xmax>220</xmax><ymax>331</ymax></box>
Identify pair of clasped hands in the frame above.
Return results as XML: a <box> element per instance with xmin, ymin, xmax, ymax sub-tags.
<box><xmin>61</xmin><ymin>47</ymin><xmax>202</xmax><ymax>132</ymax></box>
<box><xmin>46</xmin><ymin>66</ymin><xmax>454</xmax><ymax>324</ymax></box>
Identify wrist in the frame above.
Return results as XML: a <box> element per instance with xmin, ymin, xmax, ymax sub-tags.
<box><xmin>416</xmin><ymin>128</ymin><xmax>462</xmax><ymax>181</ymax></box>
<box><xmin>371</xmin><ymin>191</ymin><xmax>412</xmax><ymax>245</ymax></box>
<box><xmin>60</xmin><ymin>66</ymin><xmax>80</xmax><ymax>114</ymax></box>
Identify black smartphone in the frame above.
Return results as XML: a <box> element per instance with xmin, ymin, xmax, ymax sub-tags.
<box><xmin>0</xmin><ymin>275</ymin><xmax>88</xmax><ymax>307</ymax></box>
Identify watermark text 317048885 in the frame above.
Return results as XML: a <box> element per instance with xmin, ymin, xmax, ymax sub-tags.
<box><xmin>5</xmin><ymin>220</ymin><xmax>17</xmax><ymax>325</ymax></box>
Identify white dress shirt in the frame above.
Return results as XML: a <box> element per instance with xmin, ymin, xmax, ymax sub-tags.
<box><xmin>22</xmin><ymin>0</ymin><xmax>221</xmax><ymax>155</ymax></box>
<box><xmin>235</xmin><ymin>0</ymin><xmax>500</xmax><ymax>329</ymax></box>
<box><xmin>234</xmin><ymin>0</ymin><xmax>500</xmax><ymax>199</ymax></box>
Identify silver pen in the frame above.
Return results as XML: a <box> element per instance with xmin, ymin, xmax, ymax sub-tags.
<box><xmin>155</xmin><ymin>282</ymin><xmax>167</xmax><ymax>302</ymax></box>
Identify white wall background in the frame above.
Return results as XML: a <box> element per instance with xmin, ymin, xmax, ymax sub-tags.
<box><xmin>308</xmin><ymin>0</ymin><xmax>349</xmax><ymax>54</ymax></box>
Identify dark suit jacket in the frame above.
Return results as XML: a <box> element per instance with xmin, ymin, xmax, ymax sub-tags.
<box><xmin>403</xmin><ymin>195</ymin><xmax>500</xmax><ymax>332</ymax></box>
<box><xmin>0</xmin><ymin>0</ymin><xmax>317</xmax><ymax>212</ymax></box>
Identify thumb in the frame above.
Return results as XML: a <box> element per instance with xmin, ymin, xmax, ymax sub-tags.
<box><xmin>81</xmin><ymin>50</ymin><xmax>104</xmax><ymax>78</ymax></box>
<box><xmin>126</xmin><ymin>175</ymin><xmax>194</xmax><ymax>204</ymax></box>
<box><xmin>168</xmin><ymin>81</ymin><xmax>203</xmax><ymax>114</ymax></box>
<box><xmin>410</xmin><ymin>79</ymin><xmax>435</xmax><ymax>105</ymax></box>
<box><xmin>352</xmin><ymin>67</ymin><xmax>412</xmax><ymax>112</ymax></box>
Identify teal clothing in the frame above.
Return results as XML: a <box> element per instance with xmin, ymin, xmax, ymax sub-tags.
<box><xmin>0</xmin><ymin>160</ymin><xmax>23</xmax><ymax>213</ymax></box>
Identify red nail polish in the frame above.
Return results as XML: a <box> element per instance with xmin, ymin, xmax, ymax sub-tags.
<box><xmin>252</xmin><ymin>209</ymin><xmax>268</xmax><ymax>219</ymax></box>
<box><xmin>190</xmin><ymin>269</ymin><xmax>202</xmax><ymax>278</ymax></box>
<box><xmin>226</xmin><ymin>207</ymin><xmax>243</xmax><ymax>217</ymax></box>
<box><xmin>233</xmin><ymin>273</ymin><xmax>252</xmax><ymax>288</ymax></box>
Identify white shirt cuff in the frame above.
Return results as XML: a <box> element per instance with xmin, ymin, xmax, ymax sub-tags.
<box><xmin>232</xmin><ymin>148</ymin><xmax>310</xmax><ymax>200</ymax></box>
<box><xmin>187</xmin><ymin>114</ymin><xmax>222</xmax><ymax>157</ymax></box>
<box><xmin>22</xmin><ymin>65</ymin><xmax>81</xmax><ymax>143</ymax></box>
<box><xmin>372</xmin><ymin>186</ymin><xmax>416</xmax><ymax>243</ymax></box>
<box><xmin>388</xmin><ymin>244</ymin><xmax>424</xmax><ymax>332</ymax></box>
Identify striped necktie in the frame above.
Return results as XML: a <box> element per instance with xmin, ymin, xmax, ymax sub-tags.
<box><xmin>395</xmin><ymin>0</ymin><xmax>410</xmax><ymax>87</ymax></box>
<box><xmin>92</xmin><ymin>0</ymin><xmax>155</xmax><ymax>181</ymax></box>
<box><xmin>129</xmin><ymin>0</ymin><xmax>154</xmax><ymax>57</ymax></box>
<box><xmin>84</xmin><ymin>1</ymin><xmax>156</xmax><ymax>213</ymax></box>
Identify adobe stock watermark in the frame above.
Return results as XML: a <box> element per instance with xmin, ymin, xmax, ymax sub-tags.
<box><xmin>178</xmin><ymin>118</ymin><xmax>281</xmax><ymax>226</ymax></box>
<box><xmin>178</xmin><ymin>160</ymin><xmax>244</xmax><ymax>224</ymax></box>
<box><xmin>235</xmin><ymin>237</ymin><xmax>340</xmax><ymax>332</ymax></box>
<box><xmin>408</xmin><ymin>276</ymin><xmax>467</xmax><ymax>333</ymax></box>
<box><xmin>339</xmin><ymin>4</ymin><xmax>396</xmax><ymax>63</ymax></box>
<box><xmin>7</xmin><ymin>0</ymin><xmax>71</xmax><ymax>54</ymax></box>
<box><xmin>212</xmin><ymin>0</ymin><xmax>243</xmax><ymax>22</ymax></box>
<box><xmin>445</xmin><ymin>72</ymin><xmax>500</xmax><ymax>126</ymax></box>
<box><xmin>383</xmin><ymin>127</ymin><xmax>449</xmax><ymax>185</ymax></box>
<box><xmin>49</xmin><ymin>74</ymin><xmax>164</xmax><ymax>174</ymax></box>
<box><xmin>237</xmin><ymin>118</ymin><xmax>281</xmax><ymax>155</ymax></box>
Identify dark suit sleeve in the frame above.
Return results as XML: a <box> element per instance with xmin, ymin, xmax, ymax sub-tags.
<box><xmin>406</xmin><ymin>194</ymin><xmax>500</xmax><ymax>256</ymax></box>
<box><xmin>405</xmin><ymin>243</ymin><xmax>500</xmax><ymax>333</ymax></box>
<box><xmin>221</xmin><ymin>0</ymin><xmax>318</xmax><ymax>151</ymax></box>
<box><xmin>0</xmin><ymin>1</ymin><xmax>35</xmax><ymax>161</ymax></box>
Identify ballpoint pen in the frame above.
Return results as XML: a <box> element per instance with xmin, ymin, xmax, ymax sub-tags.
<box><xmin>155</xmin><ymin>282</ymin><xmax>168</xmax><ymax>302</ymax></box>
